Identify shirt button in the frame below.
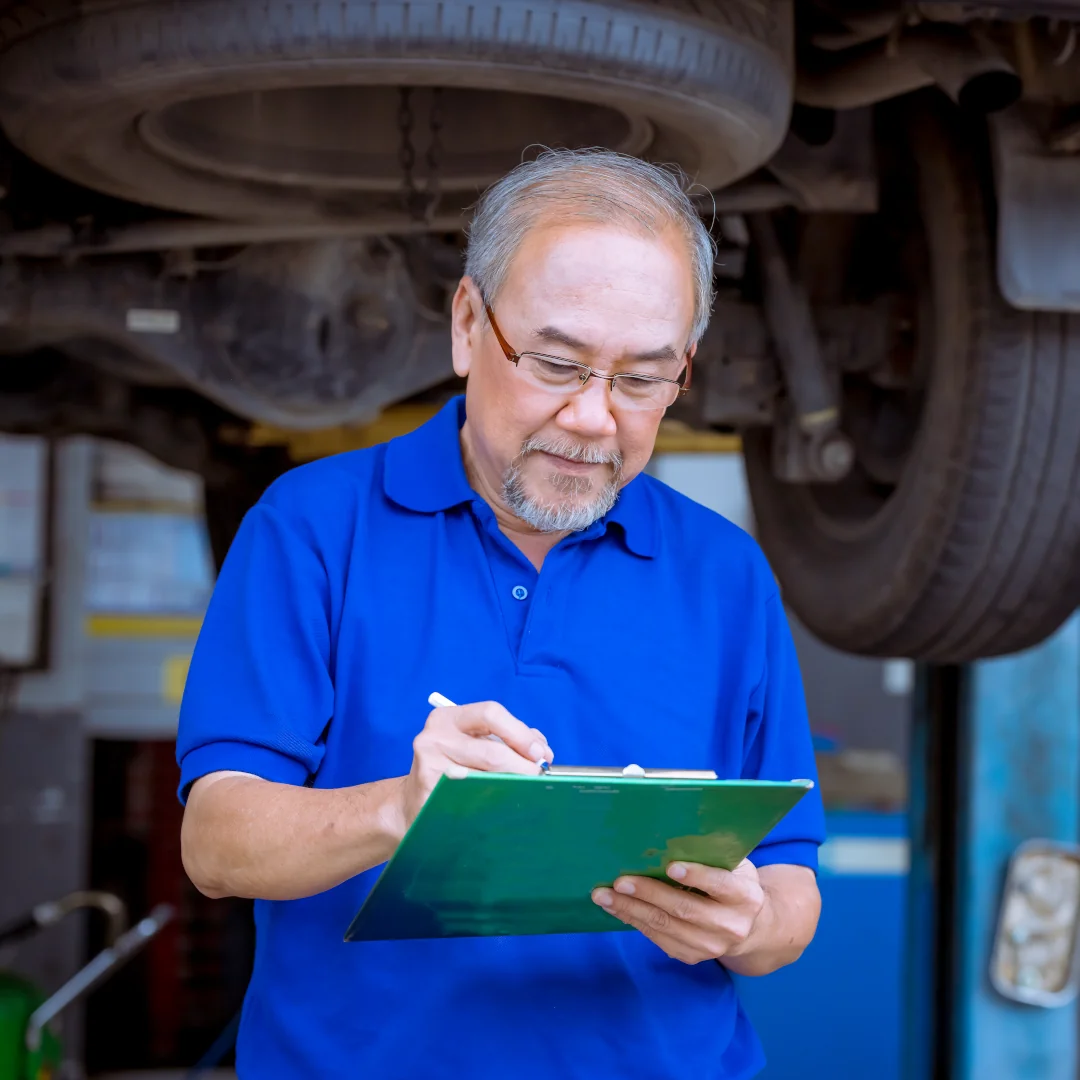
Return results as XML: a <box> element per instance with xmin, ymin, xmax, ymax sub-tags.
<box><xmin>511</xmin><ymin>585</ymin><xmax>529</xmax><ymax>601</ymax></box>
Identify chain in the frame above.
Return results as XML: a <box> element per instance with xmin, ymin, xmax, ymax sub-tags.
<box><xmin>397</xmin><ymin>86</ymin><xmax>444</xmax><ymax>223</ymax></box>
<box><xmin>424</xmin><ymin>87</ymin><xmax>443</xmax><ymax>223</ymax></box>
<box><xmin>397</xmin><ymin>87</ymin><xmax>420</xmax><ymax>216</ymax></box>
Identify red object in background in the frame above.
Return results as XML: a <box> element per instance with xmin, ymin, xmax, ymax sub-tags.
<box><xmin>136</xmin><ymin>742</ymin><xmax>252</xmax><ymax>1062</ymax></box>
<box><xmin>137</xmin><ymin>743</ymin><xmax>185</xmax><ymax>1060</ymax></box>
<box><xmin>87</xmin><ymin>740</ymin><xmax>253</xmax><ymax>1071</ymax></box>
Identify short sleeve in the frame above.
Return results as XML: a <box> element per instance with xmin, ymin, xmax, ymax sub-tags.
<box><xmin>742</xmin><ymin>593</ymin><xmax>826</xmax><ymax>871</ymax></box>
<box><xmin>175</xmin><ymin>499</ymin><xmax>335</xmax><ymax>802</ymax></box>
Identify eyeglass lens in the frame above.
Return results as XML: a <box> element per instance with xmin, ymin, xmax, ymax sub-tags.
<box><xmin>516</xmin><ymin>353</ymin><xmax>681</xmax><ymax>409</ymax></box>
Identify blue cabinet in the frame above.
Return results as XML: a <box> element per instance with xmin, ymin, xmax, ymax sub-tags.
<box><xmin>734</xmin><ymin>812</ymin><xmax>908</xmax><ymax>1080</ymax></box>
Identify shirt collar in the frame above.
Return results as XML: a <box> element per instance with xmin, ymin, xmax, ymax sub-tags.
<box><xmin>383</xmin><ymin>396</ymin><xmax>475</xmax><ymax>513</ymax></box>
<box><xmin>382</xmin><ymin>394</ymin><xmax>657</xmax><ymax>558</ymax></box>
<box><xmin>603</xmin><ymin>472</ymin><xmax>658</xmax><ymax>559</ymax></box>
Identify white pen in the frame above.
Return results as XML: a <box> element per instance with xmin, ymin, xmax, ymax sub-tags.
<box><xmin>427</xmin><ymin>692</ymin><xmax>550</xmax><ymax>770</ymax></box>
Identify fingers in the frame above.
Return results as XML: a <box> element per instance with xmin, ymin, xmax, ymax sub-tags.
<box><xmin>404</xmin><ymin>699</ymin><xmax>553</xmax><ymax>827</ymax></box>
<box><xmin>671</xmin><ymin>859</ymin><xmax>764</xmax><ymax>908</ymax></box>
<box><xmin>589</xmin><ymin>861</ymin><xmax>765</xmax><ymax>964</ymax></box>
<box><xmin>415</xmin><ymin>725</ymin><xmax>544</xmax><ymax>776</ymax></box>
<box><xmin>427</xmin><ymin>700</ymin><xmax>554</xmax><ymax>767</ymax></box>
<box><xmin>627</xmin><ymin>926</ymin><xmax>711</xmax><ymax>966</ymax></box>
<box><xmin>414</xmin><ymin>700</ymin><xmax>554</xmax><ymax>783</ymax></box>
<box><xmin>591</xmin><ymin>887</ymin><xmax>725</xmax><ymax>965</ymax></box>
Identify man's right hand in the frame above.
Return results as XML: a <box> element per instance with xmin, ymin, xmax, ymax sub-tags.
<box><xmin>182</xmin><ymin>701</ymin><xmax>553</xmax><ymax>903</ymax></box>
<box><xmin>400</xmin><ymin>700</ymin><xmax>554</xmax><ymax>829</ymax></box>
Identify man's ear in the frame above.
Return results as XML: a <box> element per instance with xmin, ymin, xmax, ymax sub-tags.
<box><xmin>685</xmin><ymin>340</ymin><xmax>697</xmax><ymax>387</ymax></box>
<box><xmin>451</xmin><ymin>277</ymin><xmax>483</xmax><ymax>378</ymax></box>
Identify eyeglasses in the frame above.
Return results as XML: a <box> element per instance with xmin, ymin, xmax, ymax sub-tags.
<box><xmin>485</xmin><ymin>305</ymin><xmax>691</xmax><ymax>411</ymax></box>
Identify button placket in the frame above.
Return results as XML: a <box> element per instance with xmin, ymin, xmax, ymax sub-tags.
<box><xmin>470</xmin><ymin>504</ymin><xmax>539</xmax><ymax>661</ymax></box>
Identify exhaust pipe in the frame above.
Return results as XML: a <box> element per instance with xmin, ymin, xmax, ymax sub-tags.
<box><xmin>796</xmin><ymin>24</ymin><xmax>1022</xmax><ymax>113</ymax></box>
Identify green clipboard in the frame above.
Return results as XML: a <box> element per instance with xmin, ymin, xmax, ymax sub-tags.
<box><xmin>345</xmin><ymin>770</ymin><xmax>812</xmax><ymax>941</ymax></box>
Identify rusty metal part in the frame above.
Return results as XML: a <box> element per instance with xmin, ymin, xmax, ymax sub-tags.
<box><xmin>809</xmin><ymin>9</ymin><xmax>902</xmax><ymax>52</ymax></box>
<box><xmin>0</xmin><ymin>212</ymin><xmax>470</xmax><ymax>259</ymax></box>
<box><xmin>0</xmin><ymin>180</ymin><xmax>808</xmax><ymax>260</ymax></box>
<box><xmin>693</xmin><ymin>293</ymin><xmax>896</xmax><ymax>433</ymax></box>
<box><xmin>797</xmin><ymin>23</ymin><xmax>1022</xmax><ymax>112</ymax></box>
<box><xmin>697</xmin><ymin>298</ymin><xmax>778</xmax><ymax>429</ymax></box>
<box><xmin>0</xmin><ymin>238</ymin><xmax>455</xmax><ymax>429</ymax></box>
<box><xmin>766</xmin><ymin>107</ymin><xmax>878</xmax><ymax>212</ymax></box>
<box><xmin>747</xmin><ymin>213</ymin><xmax>853</xmax><ymax>483</ymax></box>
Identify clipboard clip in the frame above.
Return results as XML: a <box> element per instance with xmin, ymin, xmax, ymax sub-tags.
<box><xmin>545</xmin><ymin>765</ymin><xmax>720</xmax><ymax>780</ymax></box>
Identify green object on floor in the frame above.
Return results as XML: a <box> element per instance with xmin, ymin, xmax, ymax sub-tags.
<box><xmin>0</xmin><ymin>972</ymin><xmax>62</xmax><ymax>1080</ymax></box>
<box><xmin>346</xmin><ymin>771</ymin><xmax>811</xmax><ymax>941</ymax></box>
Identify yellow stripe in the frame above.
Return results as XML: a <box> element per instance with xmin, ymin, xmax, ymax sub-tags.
<box><xmin>162</xmin><ymin>654</ymin><xmax>192</xmax><ymax>702</ymax></box>
<box><xmin>245</xmin><ymin>408</ymin><xmax>743</xmax><ymax>461</ymax></box>
<box><xmin>654</xmin><ymin>427</ymin><xmax>742</xmax><ymax>454</ymax></box>
<box><xmin>85</xmin><ymin>614</ymin><xmax>203</xmax><ymax>638</ymax></box>
<box><xmin>90</xmin><ymin>501</ymin><xmax>201</xmax><ymax>515</ymax></box>
<box><xmin>246</xmin><ymin>405</ymin><xmax>440</xmax><ymax>462</ymax></box>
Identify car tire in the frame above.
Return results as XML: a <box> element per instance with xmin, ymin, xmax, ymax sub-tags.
<box><xmin>743</xmin><ymin>92</ymin><xmax>1080</xmax><ymax>663</ymax></box>
<box><xmin>0</xmin><ymin>0</ymin><xmax>793</xmax><ymax>222</ymax></box>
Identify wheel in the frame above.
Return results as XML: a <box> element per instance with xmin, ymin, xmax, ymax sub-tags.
<box><xmin>0</xmin><ymin>0</ymin><xmax>793</xmax><ymax>222</ymax></box>
<box><xmin>744</xmin><ymin>92</ymin><xmax>1080</xmax><ymax>663</ymax></box>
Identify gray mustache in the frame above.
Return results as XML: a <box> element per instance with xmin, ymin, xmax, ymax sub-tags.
<box><xmin>519</xmin><ymin>436</ymin><xmax>624</xmax><ymax>470</ymax></box>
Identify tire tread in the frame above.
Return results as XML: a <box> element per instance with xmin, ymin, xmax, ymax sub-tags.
<box><xmin>745</xmin><ymin>93</ymin><xmax>1080</xmax><ymax>662</ymax></box>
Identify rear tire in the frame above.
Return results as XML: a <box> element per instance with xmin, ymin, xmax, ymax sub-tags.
<box><xmin>744</xmin><ymin>93</ymin><xmax>1080</xmax><ymax>662</ymax></box>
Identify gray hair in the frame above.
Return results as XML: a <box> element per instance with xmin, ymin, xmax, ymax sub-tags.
<box><xmin>464</xmin><ymin>148</ymin><xmax>716</xmax><ymax>345</ymax></box>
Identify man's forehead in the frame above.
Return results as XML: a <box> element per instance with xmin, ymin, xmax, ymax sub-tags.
<box><xmin>511</xmin><ymin>216</ymin><xmax>687</xmax><ymax>268</ymax></box>
<box><xmin>503</xmin><ymin>220</ymin><xmax>694</xmax><ymax>309</ymax></box>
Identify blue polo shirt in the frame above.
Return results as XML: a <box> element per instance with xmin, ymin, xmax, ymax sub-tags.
<box><xmin>177</xmin><ymin>395</ymin><xmax>824</xmax><ymax>1080</ymax></box>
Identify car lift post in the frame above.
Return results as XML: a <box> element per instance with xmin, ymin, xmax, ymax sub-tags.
<box><xmin>905</xmin><ymin>614</ymin><xmax>1080</xmax><ymax>1079</ymax></box>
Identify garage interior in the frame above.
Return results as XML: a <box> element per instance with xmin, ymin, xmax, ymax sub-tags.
<box><xmin>3</xmin><ymin>432</ymin><xmax>1077</xmax><ymax>1079</ymax></box>
<box><xmin>3</xmin><ymin>1</ymin><xmax>1080</xmax><ymax>1077</ymax></box>
<box><xmin>1</xmin><ymin>433</ymin><xmax>915</xmax><ymax>1079</ymax></box>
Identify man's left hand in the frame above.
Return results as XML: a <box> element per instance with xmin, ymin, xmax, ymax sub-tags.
<box><xmin>592</xmin><ymin>859</ymin><xmax>765</xmax><ymax>966</ymax></box>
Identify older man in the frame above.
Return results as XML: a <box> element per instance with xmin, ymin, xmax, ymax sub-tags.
<box><xmin>178</xmin><ymin>149</ymin><xmax>825</xmax><ymax>1079</ymax></box>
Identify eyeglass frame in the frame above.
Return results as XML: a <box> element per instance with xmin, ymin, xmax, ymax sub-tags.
<box><xmin>484</xmin><ymin>304</ymin><xmax>692</xmax><ymax>404</ymax></box>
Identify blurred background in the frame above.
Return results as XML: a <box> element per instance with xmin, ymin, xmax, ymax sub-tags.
<box><xmin>0</xmin><ymin>431</ymin><xmax>910</xmax><ymax>1079</ymax></box>
<box><xmin>4</xmin><ymin>2</ymin><xmax>1080</xmax><ymax>1077</ymax></box>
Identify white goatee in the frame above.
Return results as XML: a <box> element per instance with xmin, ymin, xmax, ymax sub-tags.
<box><xmin>502</xmin><ymin>436</ymin><xmax>624</xmax><ymax>533</ymax></box>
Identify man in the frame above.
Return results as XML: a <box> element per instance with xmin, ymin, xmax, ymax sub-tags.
<box><xmin>178</xmin><ymin>149</ymin><xmax>825</xmax><ymax>1079</ymax></box>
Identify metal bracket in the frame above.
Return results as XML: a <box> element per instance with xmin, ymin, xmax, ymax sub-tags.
<box><xmin>766</xmin><ymin>107</ymin><xmax>878</xmax><ymax>213</ymax></box>
<box><xmin>697</xmin><ymin>299</ymin><xmax>777</xmax><ymax>429</ymax></box>
<box><xmin>990</xmin><ymin>107</ymin><xmax>1080</xmax><ymax>312</ymax></box>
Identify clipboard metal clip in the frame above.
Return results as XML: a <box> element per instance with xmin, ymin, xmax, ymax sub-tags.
<box><xmin>545</xmin><ymin>765</ymin><xmax>719</xmax><ymax>780</ymax></box>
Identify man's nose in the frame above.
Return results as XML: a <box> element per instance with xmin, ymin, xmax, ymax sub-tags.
<box><xmin>556</xmin><ymin>376</ymin><xmax>618</xmax><ymax>439</ymax></box>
